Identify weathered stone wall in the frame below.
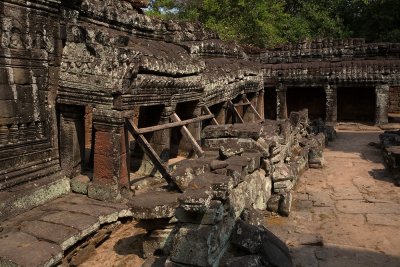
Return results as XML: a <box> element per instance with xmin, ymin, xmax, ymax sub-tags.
<box><xmin>389</xmin><ymin>86</ymin><xmax>400</xmax><ymax>114</ymax></box>
<box><xmin>0</xmin><ymin>0</ymin><xmax>71</xmax><ymax>220</ymax></box>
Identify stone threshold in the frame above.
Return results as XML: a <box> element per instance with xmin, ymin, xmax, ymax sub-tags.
<box><xmin>0</xmin><ymin>193</ymin><xmax>133</xmax><ymax>267</ymax></box>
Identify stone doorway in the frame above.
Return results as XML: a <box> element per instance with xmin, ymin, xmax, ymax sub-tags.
<box><xmin>337</xmin><ymin>86</ymin><xmax>376</xmax><ymax>123</ymax></box>
<box><xmin>287</xmin><ymin>87</ymin><xmax>326</xmax><ymax>120</ymax></box>
<box><xmin>264</xmin><ymin>86</ymin><xmax>277</xmax><ymax>120</ymax></box>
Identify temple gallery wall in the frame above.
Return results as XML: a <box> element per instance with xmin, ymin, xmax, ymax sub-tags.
<box><xmin>0</xmin><ymin>0</ymin><xmax>400</xmax><ymax>266</ymax></box>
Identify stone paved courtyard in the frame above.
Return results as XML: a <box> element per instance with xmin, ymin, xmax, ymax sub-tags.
<box><xmin>266</xmin><ymin>130</ymin><xmax>400</xmax><ymax>267</ymax></box>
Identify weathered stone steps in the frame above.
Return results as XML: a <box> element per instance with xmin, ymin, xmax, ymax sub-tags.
<box><xmin>0</xmin><ymin>193</ymin><xmax>133</xmax><ymax>267</ymax></box>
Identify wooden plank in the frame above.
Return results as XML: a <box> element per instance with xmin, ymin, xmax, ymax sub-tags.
<box><xmin>202</xmin><ymin>106</ymin><xmax>219</xmax><ymax>125</ymax></box>
<box><xmin>243</xmin><ymin>97</ymin><xmax>263</xmax><ymax>121</ymax></box>
<box><xmin>170</xmin><ymin>113</ymin><xmax>204</xmax><ymax>157</ymax></box>
<box><xmin>137</xmin><ymin>114</ymin><xmax>214</xmax><ymax>134</ymax></box>
<box><xmin>228</xmin><ymin>100</ymin><xmax>244</xmax><ymax>124</ymax></box>
<box><xmin>234</xmin><ymin>102</ymin><xmax>252</xmax><ymax>107</ymax></box>
<box><xmin>126</xmin><ymin>119</ymin><xmax>174</xmax><ymax>186</ymax></box>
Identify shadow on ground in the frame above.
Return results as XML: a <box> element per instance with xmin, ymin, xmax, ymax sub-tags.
<box><xmin>290</xmin><ymin>244</ymin><xmax>400</xmax><ymax>267</ymax></box>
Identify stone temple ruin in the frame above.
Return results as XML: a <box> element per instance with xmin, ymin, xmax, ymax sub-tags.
<box><xmin>0</xmin><ymin>0</ymin><xmax>400</xmax><ymax>266</ymax></box>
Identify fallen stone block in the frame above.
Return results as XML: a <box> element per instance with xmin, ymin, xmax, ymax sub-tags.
<box><xmin>231</xmin><ymin>220</ymin><xmax>263</xmax><ymax>254</ymax></box>
<box><xmin>259</xmin><ymin>227</ymin><xmax>293</xmax><ymax>267</ymax></box>
<box><xmin>278</xmin><ymin>192</ymin><xmax>293</xmax><ymax>217</ymax></box>
<box><xmin>129</xmin><ymin>191</ymin><xmax>180</xmax><ymax>220</ymax></box>
<box><xmin>175</xmin><ymin>200</ymin><xmax>224</xmax><ymax>225</ymax></box>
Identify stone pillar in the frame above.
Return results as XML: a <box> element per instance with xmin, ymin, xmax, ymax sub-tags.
<box><xmin>89</xmin><ymin>109</ymin><xmax>130</xmax><ymax>201</ymax></box>
<box><xmin>152</xmin><ymin>106</ymin><xmax>173</xmax><ymax>162</ymax></box>
<box><xmin>276</xmin><ymin>83</ymin><xmax>288</xmax><ymax>120</ymax></box>
<box><xmin>375</xmin><ymin>84</ymin><xmax>390</xmax><ymax>125</ymax></box>
<box><xmin>215</xmin><ymin>103</ymin><xmax>227</xmax><ymax>125</ymax></box>
<box><xmin>58</xmin><ymin>105</ymin><xmax>85</xmax><ymax>178</ymax></box>
<box><xmin>186</xmin><ymin>103</ymin><xmax>202</xmax><ymax>145</ymax></box>
<box><xmin>257</xmin><ymin>90</ymin><xmax>265</xmax><ymax>120</ymax></box>
<box><xmin>324</xmin><ymin>84</ymin><xmax>337</xmax><ymax>123</ymax></box>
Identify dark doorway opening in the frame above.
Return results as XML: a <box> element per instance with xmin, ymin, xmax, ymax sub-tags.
<box><xmin>287</xmin><ymin>87</ymin><xmax>326</xmax><ymax>120</ymax></box>
<box><xmin>264</xmin><ymin>87</ymin><xmax>277</xmax><ymax>120</ymax></box>
<box><xmin>337</xmin><ymin>87</ymin><xmax>376</xmax><ymax>122</ymax></box>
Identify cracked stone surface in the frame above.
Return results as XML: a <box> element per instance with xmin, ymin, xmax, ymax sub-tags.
<box><xmin>0</xmin><ymin>193</ymin><xmax>132</xmax><ymax>267</ymax></box>
<box><xmin>265</xmin><ymin>130</ymin><xmax>400</xmax><ymax>267</ymax></box>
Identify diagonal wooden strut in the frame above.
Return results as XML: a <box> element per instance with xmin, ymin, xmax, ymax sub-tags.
<box><xmin>243</xmin><ymin>96</ymin><xmax>262</xmax><ymax>121</ymax></box>
<box><xmin>202</xmin><ymin>106</ymin><xmax>219</xmax><ymax>125</ymax></box>
<box><xmin>228</xmin><ymin>100</ymin><xmax>244</xmax><ymax>123</ymax></box>
<box><xmin>126</xmin><ymin>119</ymin><xmax>174</xmax><ymax>186</ymax></box>
<box><xmin>170</xmin><ymin>113</ymin><xmax>204</xmax><ymax>157</ymax></box>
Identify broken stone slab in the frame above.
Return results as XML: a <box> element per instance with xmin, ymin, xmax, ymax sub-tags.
<box><xmin>129</xmin><ymin>191</ymin><xmax>180</xmax><ymax>220</ymax></box>
<box><xmin>170</xmin><ymin>216</ymin><xmax>236</xmax><ymax>267</ymax></box>
<box><xmin>175</xmin><ymin>200</ymin><xmax>224</xmax><ymax>225</ymax></box>
<box><xmin>20</xmin><ymin>220</ymin><xmax>80</xmax><ymax>251</ymax></box>
<box><xmin>227</xmin><ymin>164</ymin><xmax>248</xmax><ymax>185</ymax></box>
<box><xmin>189</xmin><ymin>172</ymin><xmax>236</xmax><ymax>200</ymax></box>
<box><xmin>0</xmin><ymin>232</ymin><xmax>62</xmax><ymax>267</ymax></box>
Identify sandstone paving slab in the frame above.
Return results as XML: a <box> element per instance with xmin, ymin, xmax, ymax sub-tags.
<box><xmin>40</xmin><ymin>202</ymin><xmax>119</xmax><ymax>224</ymax></box>
<box><xmin>20</xmin><ymin>220</ymin><xmax>80</xmax><ymax>250</ymax></box>
<box><xmin>40</xmin><ymin>210</ymin><xmax>100</xmax><ymax>237</ymax></box>
<box><xmin>366</xmin><ymin>214</ymin><xmax>400</xmax><ymax>227</ymax></box>
<box><xmin>0</xmin><ymin>231</ymin><xmax>62</xmax><ymax>267</ymax></box>
<box><xmin>335</xmin><ymin>200</ymin><xmax>400</xmax><ymax>214</ymax></box>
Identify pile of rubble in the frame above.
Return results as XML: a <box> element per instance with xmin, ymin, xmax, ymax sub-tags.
<box><xmin>129</xmin><ymin>109</ymin><xmax>325</xmax><ymax>266</ymax></box>
<box><xmin>380</xmin><ymin>130</ymin><xmax>400</xmax><ymax>186</ymax></box>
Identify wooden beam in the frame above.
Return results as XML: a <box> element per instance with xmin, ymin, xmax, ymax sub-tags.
<box><xmin>228</xmin><ymin>100</ymin><xmax>244</xmax><ymax>124</ymax></box>
<box><xmin>170</xmin><ymin>113</ymin><xmax>204</xmax><ymax>157</ymax></box>
<box><xmin>126</xmin><ymin>119</ymin><xmax>175</xmax><ymax>186</ymax></box>
<box><xmin>136</xmin><ymin>114</ymin><xmax>214</xmax><ymax>134</ymax></box>
<box><xmin>234</xmin><ymin>102</ymin><xmax>252</xmax><ymax>107</ymax></box>
<box><xmin>202</xmin><ymin>106</ymin><xmax>219</xmax><ymax>125</ymax></box>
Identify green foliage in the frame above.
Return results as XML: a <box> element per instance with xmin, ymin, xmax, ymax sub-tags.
<box><xmin>146</xmin><ymin>0</ymin><xmax>400</xmax><ymax>47</ymax></box>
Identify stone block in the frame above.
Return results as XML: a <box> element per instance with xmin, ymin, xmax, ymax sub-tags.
<box><xmin>259</xmin><ymin>227</ymin><xmax>293</xmax><ymax>267</ymax></box>
<box><xmin>231</xmin><ymin>220</ymin><xmax>263</xmax><ymax>254</ymax></box>
<box><xmin>129</xmin><ymin>191</ymin><xmax>180</xmax><ymax>220</ymax></box>
<box><xmin>71</xmin><ymin>175</ymin><xmax>90</xmax><ymax>195</ymax></box>
<box><xmin>278</xmin><ymin>192</ymin><xmax>293</xmax><ymax>217</ymax></box>
<box><xmin>175</xmin><ymin>200</ymin><xmax>224</xmax><ymax>225</ymax></box>
<box><xmin>170</xmin><ymin>216</ymin><xmax>235</xmax><ymax>266</ymax></box>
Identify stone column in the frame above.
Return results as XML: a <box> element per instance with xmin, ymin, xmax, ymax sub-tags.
<box><xmin>58</xmin><ymin>105</ymin><xmax>85</xmax><ymax>178</ymax></box>
<box><xmin>215</xmin><ymin>103</ymin><xmax>227</xmax><ymax>125</ymax></box>
<box><xmin>186</xmin><ymin>103</ymin><xmax>202</xmax><ymax>144</ymax></box>
<box><xmin>276</xmin><ymin>83</ymin><xmax>288</xmax><ymax>120</ymax></box>
<box><xmin>89</xmin><ymin>109</ymin><xmax>130</xmax><ymax>201</ymax></box>
<box><xmin>324</xmin><ymin>84</ymin><xmax>337</xmax><ymax>123</ymax></box>
<box><xmin>375</xmin><ymin>84</ymin><xmax>390</xmax><ymax>125</ymax></box>
<box><xmin>151</xmin><ymin>106</ymin><xmax>173</xmax><ymax>162</ymax></box>
<box><xmin>257</xmin><ymin>90</ymin><xmax>265</xmax><ymax>120</ymax></box>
